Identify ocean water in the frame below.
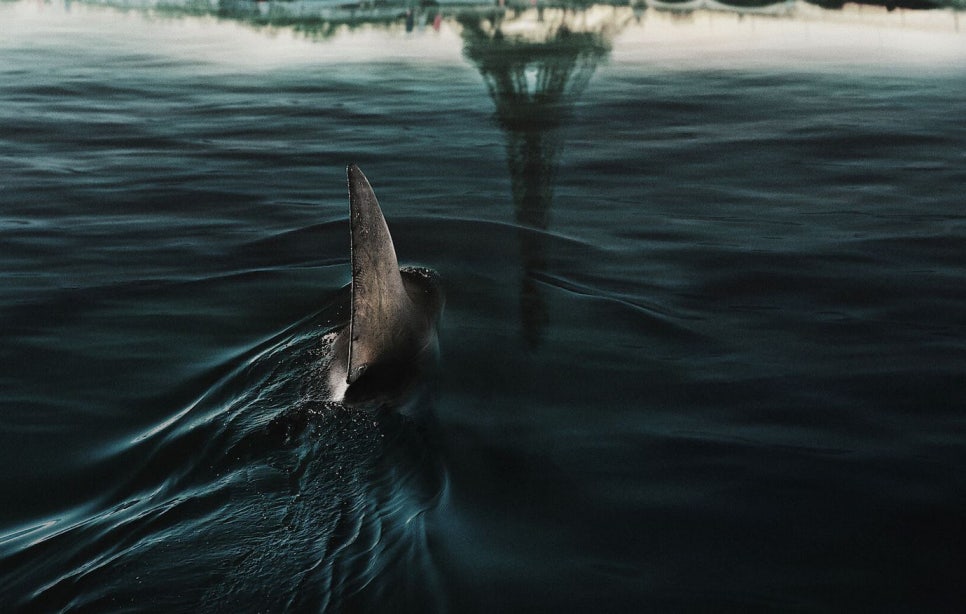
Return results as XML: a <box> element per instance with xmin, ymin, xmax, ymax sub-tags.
<box><xmin>1</xmin><ymin>0</ymin><xmax>965</xmax><ymax>611</ymax></box>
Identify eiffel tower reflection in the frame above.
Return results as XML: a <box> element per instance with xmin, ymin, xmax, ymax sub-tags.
<box><xmin>460</xmin><ymin>7</ymin><xmax>629</xmax><ymax>348</ymax></box>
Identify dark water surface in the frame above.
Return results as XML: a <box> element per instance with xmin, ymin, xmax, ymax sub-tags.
<box><xmin>2</xmin><ymin>1</ymin><xmax>966</xmax><ymax>611</ymax></box>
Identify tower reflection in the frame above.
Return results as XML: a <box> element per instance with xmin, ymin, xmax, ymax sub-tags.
<box><xmin>460</xmin><ymin>7</ymin><xmax>627</xmax><ymax>347</ymax></box>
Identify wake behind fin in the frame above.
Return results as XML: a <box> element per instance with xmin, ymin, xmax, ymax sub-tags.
<box><xmin>346</xmin><ymin>164</ymin><xmax>415</xmax><ymax>385</ymax></box>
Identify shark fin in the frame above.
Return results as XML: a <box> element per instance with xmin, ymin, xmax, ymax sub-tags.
<box><xmin>346</xmin><ymin>164</ymin><xmax>414</xmax><ymax>385</ymax></box>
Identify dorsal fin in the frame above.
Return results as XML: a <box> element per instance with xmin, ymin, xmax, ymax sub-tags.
<box><xmin>346</xmin><ymin>164</ymin><xmax>412</xmax><ymax>385</ymax></box>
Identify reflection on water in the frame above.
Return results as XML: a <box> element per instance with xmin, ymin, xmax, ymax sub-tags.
<box><xmin>216</xmin><ymin>0</ymin><xmax>412</xmax><ymax>40</ymax></box>
<box><xmin>69</xmin><ymin>0</ymin><xmax>966</xmax><ymax>41</ymax></box>
<box><xmin>460</xmin><ymin>8</ymin><xmax>626</xmax><ymax>346</ymax></box>
<box><xmin>48</xmin><ymin>0</ymin><xmax>965</xmax><ymax>342</ymax></box>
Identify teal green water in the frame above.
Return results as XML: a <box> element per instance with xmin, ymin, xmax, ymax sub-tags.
<box><xmin>1</xmin><ymin>1</ymin><xmax>965</xmax><ymax>611</ymax></box>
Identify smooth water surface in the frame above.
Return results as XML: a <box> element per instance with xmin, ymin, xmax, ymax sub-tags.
<box><xmin>2</xmin><ymin>1</ymin><xmax>966</xmax><ymax>611</ymax></box>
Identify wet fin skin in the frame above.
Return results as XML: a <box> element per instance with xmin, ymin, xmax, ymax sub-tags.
<box><xmin>346</xmin><ymin>164</ymin><xmax>419</xmax><ymax>385</ymax></box>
